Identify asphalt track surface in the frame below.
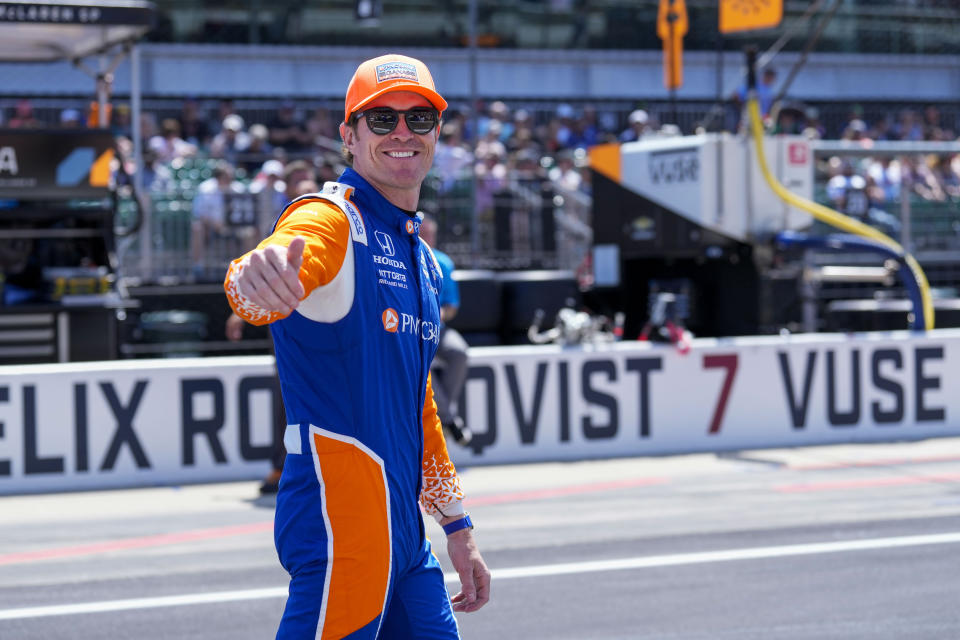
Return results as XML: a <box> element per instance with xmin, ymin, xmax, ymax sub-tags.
<box><xmin>3</xmin><ymin>438</ymin><xmax>960</xmax><ymax>639</ymax></box>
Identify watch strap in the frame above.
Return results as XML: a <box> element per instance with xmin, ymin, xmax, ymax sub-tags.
<box><xmin>442</xmin><ymin>514</ymin><xmax>474</xmax><ymax>536</ymax></box>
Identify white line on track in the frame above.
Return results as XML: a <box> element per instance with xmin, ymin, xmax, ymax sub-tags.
<box><xmin>2</xmin><ymin>531</ymin><xmax>959</xmax><ymax>621</ymax></box>
<box><xmin>0</xmin><ymin>587</ymin><xmax>288</xmax><ymax>621</ymax></box>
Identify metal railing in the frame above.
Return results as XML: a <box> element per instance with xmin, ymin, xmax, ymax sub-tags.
<box><xmin>805</xmin><ymin>139</ymin><xmax>960</xmax><ymax>304</ymax></box>
<box><xmin>115</xmin><ymin>160</ymin><xmax>593</xmax><ymax>284</ymax></box>
<box><xmin>811</xmin><ymin>140</ymin><xmax>960</xmax><ymax>256</ymax></box>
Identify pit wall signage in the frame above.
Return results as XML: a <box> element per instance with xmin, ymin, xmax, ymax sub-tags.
<box><xmin>449</xmin><ymin>330</ymin><xmax>958</xmax><ymax>466</ymax></box>
<box><xmin>1</xmin><ymin>331</ymin><xmax>959</xmax><ymax>494</ymax></box>
<box><xmin>0</xmin><ymin>358</ymin><xmax>281</xmax><ymax>495</ymax></box>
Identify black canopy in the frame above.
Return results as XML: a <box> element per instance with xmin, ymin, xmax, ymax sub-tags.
<box><xmin>0</xmin><ymin>1</ymin><xmax>155</xmax><ymax>62</ymax></box>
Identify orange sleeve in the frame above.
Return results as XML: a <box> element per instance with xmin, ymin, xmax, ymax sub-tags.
<box><xmin>419</xmin><ymin>372</ymin><xmax>465</xmax><ymax>520</ymax></box>
<box><xmin>224</xmin><ymin>199</ymin><xmax>351</xmax><ymax>325</ymax></box>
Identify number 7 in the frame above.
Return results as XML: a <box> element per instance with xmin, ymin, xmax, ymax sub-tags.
<box><xmin>704</xmin><ymin>354</ymin><xmax>738</xmax><ymax>434</ymax></box>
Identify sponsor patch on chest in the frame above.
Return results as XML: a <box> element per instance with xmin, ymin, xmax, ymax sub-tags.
<box><xmin>372</xmin><ymin>232</ymin><xmax>409</xmax><ymax>289</ymax></box>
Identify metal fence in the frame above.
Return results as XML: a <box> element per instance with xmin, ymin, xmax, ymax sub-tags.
<box><xmin>806</xmin><ymin>140</ymin><xmax>960</xmax><ymax>303</ymax></box>
<box><xmin>115</xmin><ymin>159</ymin><xmax>592</xmax><ymax>285</ymax></box>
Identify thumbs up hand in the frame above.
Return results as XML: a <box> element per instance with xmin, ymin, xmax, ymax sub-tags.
<box><xmin>237</xmin><ymin>236</ymin><xmax>307</xmax><ymax>317</ymax></box>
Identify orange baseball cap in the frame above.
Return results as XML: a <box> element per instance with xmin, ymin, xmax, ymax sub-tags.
<box><xmin>344</xmin><ymin>54</ymin><xmax>448</xmax><ymax>122</ymax></box>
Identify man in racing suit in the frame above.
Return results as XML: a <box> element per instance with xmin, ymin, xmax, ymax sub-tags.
<box><xmin>225</xmin><ymin>53</ymin><xmax>490</xmax><ymax>639</ymax></box>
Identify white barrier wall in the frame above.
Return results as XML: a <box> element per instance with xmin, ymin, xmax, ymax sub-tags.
<box><xmin>1</xmin><ymin>330</ymin><xmax>959</xmax><ymax>494</ymax></box>
<box><xmin>449</xmin><ymin>330</ymin><xmax>960</xmax><ymax>466</ymax></box>
<box><xmin>0</xmin><ymin>358</ymin><xmax>280</xmax><ymax>495</ymax></box>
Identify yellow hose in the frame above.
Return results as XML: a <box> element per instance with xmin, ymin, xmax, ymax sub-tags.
<box><xmin>747</xmin><ymin>98</ymin><xmax>934</xmax><ymax>330</ymax></box>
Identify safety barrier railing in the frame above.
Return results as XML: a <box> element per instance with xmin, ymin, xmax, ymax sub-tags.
<box><xmin>115</xmin><ymin>164</ymin><xmax>594</xmax><ymax>284</ymax></box>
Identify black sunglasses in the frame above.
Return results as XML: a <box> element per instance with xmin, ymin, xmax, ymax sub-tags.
<box><xmin>354</xmin><ymin>107</ymin><xmax>439</xmax><ymax>135</ymax></box>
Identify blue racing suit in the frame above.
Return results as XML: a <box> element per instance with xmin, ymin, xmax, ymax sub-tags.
<box><xmin>226</xmin><ymin>168</ymin><xmax>465</xmax><ymax>639</ymax></box>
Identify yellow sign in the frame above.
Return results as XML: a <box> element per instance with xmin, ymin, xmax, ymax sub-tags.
<box><xmin>720</xmin><ymin>0</ymin><xmax>783</xmax><ymax>34</ymax></box>
<box><xmin>657</xmin><ymin>0</ymin><xmax>688</xmax><ymax>90</ymax></box>
<box><xmin>90</xmin><ymin>149</ymin><xmax>114</xmax><ymax>187</ymax></box>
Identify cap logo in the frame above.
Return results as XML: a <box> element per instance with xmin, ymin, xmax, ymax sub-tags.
<box><xmin>376</xmin><ymin>61</ymin><xmax>419</xmax><ymax>84</ymax></box>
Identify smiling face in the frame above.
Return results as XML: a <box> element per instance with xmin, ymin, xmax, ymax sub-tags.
<box><xmin>339</xmin><ymin>90</ymin><xmax>440</xmax><ymax>211</ymax></box>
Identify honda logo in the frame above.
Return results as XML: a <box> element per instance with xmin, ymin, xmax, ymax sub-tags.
<box><xmin>374</xmin><ymin>230</ymin><xmax>395</xmax><ymax>257</ymax></box>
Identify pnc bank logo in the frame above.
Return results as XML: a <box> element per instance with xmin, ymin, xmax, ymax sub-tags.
<box><xmin>382</xmin><ymin>308</ymin><xmax>399</xmax><ymax>333</ymax></box>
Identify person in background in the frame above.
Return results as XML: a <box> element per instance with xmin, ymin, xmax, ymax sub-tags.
<box><xmin>549</xmin><ymin>149</ymin><xmax>584</xmax><ymax>193</ymax></box>
<box><xmin>224</xmin><ymin>53</ymin><xmax>489</xmax><ymax>638</ymax></box>
<box><xmin>841</xmin><ymin>118</ymin><xmax>871</xmax><ymax>146</ymax></box>
<box><xmin>138</xmin><ymin>112</ymin><xmax>159</xmax><ymax>148</ymax></box>
<box><xmin>474</xmin><ymin>143</ymin><xmax>508</xmax><ymax>223</ymax></box>
<box><xmin>802</xmin><ymin>106</ymin><xmax>826</xmax><ymax>139</ymax></box>
<box><xmin>574</xmin><ymin>104</ymin><xmax>602</xmax><ymax>147</ymax></box>
<box><xmin>249</xmin><ymin>158</ymin><xmax>288</xmax><ymax>237</ymax></box>
<box><xmin>434</xmin><ymin>122</ymin><xmax>474</xmax><ymax>192</ymax></box>
<box><xmin>827</xmin><ymin>158</ymin><xmax>900</xmax><ymax>236</ymax></box>
<box><xmin>553</xmin><ymin>102</ymin><xmax>577</xmax><ymax>150</ymax></box>
<box><xmin>735</xmin><ymin>67</ymin><xmax>777</xmax><ymax>118</ymax></box>
<box><xmin>304</xmin><ymin>106</ymin><xmax>338</xmax><ymax>148</ymax></box>
<box><xmin>210</xmin><ymin>114</ymin><xmax>250</xmax><ymax>165</ymax></box>
<box><xmin>268</xmin><ymin>99</ymin><xmax>311</xmax><ymax>152</ymax></box>
<box><xmin>59</xmin><ymin>108</ymin><xmax>83</xmax><ymax>129</ymax></box>
<box><xmin>242</xmin><ymin>123</ymin><xmax>275</xmax><ymax>173</ymax></box>
<box><xmin>893</xmin><ymin>108</ymin><xmax>924</xmax><ymax>141</ymax></box>
<box><xmin>149</xmin><ymin>118</ymin><xmax>197</xmax><ymax>164</ymax></box>
<box><xmin>280</xmin><ymin>159</ymin><xmax>315</xmax><ymax>204</ymax></box>
<box><xmin>178</xmin><ymin>97</ymin><xmax>211</xmax><ymax>147</ymax></box>
<box><xmin>619</xmin><ymin>108</ymin><xmax>651</xmax><ymax>142</ymax></box>
<box><xmin>293</xmin><ymin>178</ymin><xmax>319</xmax><ymax>198</ymax></box>
<box><xmin>191</xmin><ymin>160</ymin><xmax>252</xmax><ymax>279</ymax></box>
<box><xmin>87</xmin><ymin>74</ymin><xmax>114</xmax><ymax>128</ymax></box>
<box><xmin>140</xmin><ymin>148</ymin><xmax>177</xmax><ymax>194</ymax></box>
<box><xmin>8</xmin><ymin>99</ymin><xmax>41</xmax><ymax>128</ymax></box>
<box><xmin>110</xmin><ymin>103</ymin><xmax>133</xmax><ymax>139</ymax></box>
<box><xmin>420</xmin><ymin>213</ymin><xmax>473</xmax><ymax>446</ymax></box>
<box><xmin>478</xmin><ymin>100</ymin><xmax>514</xmax><ymax>143</ymax></box>
<box><xmin>210</xmin><ymin>98</ymin><xmax>237</xmax><ymax>136</ymax></box>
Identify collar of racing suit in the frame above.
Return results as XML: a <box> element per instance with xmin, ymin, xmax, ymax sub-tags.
<box><xmin>337</xmin><ymin>167</ymin><xmax>423</xmax><ymax>237</ymax></box>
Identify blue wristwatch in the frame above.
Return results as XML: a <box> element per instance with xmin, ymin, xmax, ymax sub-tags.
<box><xmin>442</xmin><ymin>514</ymin><xmax>474</xmax><ymax>536</ymax></box>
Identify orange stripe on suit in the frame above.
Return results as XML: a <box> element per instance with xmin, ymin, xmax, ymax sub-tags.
<box><xmin>310</xmin><ymin>427</ymin><xmax>391</xmax><ymax>639</ymax></box>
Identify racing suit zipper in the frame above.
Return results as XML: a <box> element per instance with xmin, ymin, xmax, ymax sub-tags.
<box><xmin>408</xmin><ymin>231</ymin><xmax>427</xmax><ymax>501</ymax></box>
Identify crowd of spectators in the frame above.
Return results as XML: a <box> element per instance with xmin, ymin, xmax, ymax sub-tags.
<box><xmin>1</xmin><ymin>96</ymin><xmax>672</xmax><ymax>201</ymax></box>
<box><xmin>5</xmin><ymin>93</ymin><xmax>960</xmax><ymax>275</ymax></box>
<box><xmin>806</xmin><ymin>104</ymin><xmax>960</xmax><ymax>240</ymax></box>
<box><xmin>6</xmin><ymin>94</ymin><xmax>958</xmax><ymax>199</ymax></box>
